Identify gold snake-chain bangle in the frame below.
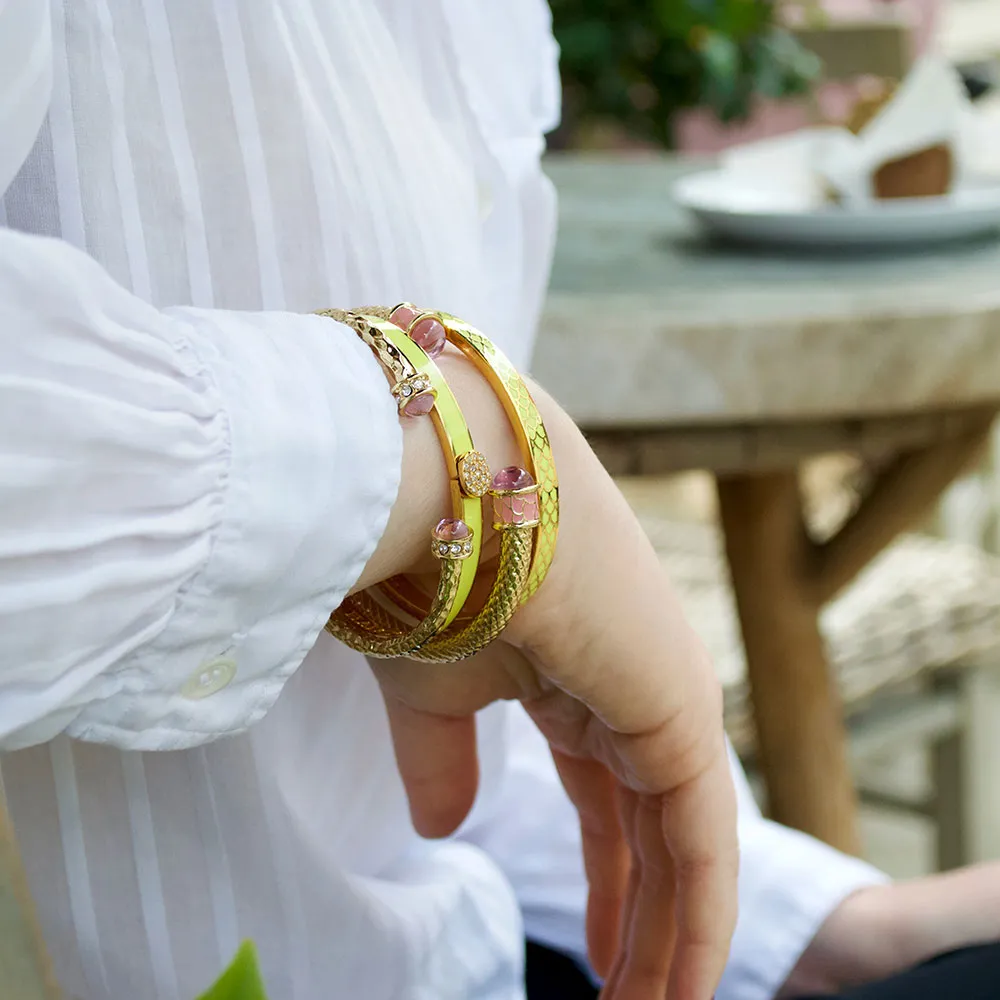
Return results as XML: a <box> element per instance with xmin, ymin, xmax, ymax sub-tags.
<box><xmin>376</xmin><ymin>305</ymin><xmax>558</xmax><ymax>663</ymax></box>
<box><xmin>318</xmin><ymin>311</ymin><xmax>486</xmax><ymax>656</ymax></box>
<box><xmin>346</xmin><ymin>521</ymin><xmax>535</xmax><ymax>662</ymax></box>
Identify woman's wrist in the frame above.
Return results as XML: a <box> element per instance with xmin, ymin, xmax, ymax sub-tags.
<box><xmin>351</xmin><ymin>345</ymin><xmax>522</xmax><ymax>594</ymax></box>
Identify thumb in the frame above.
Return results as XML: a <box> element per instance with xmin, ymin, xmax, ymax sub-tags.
<box><xmin>381</xmin><ymin>693</ymin><xmax>480</xmax><ymax>838</ymax></box>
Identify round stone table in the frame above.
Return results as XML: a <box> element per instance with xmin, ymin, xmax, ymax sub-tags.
<box><xmin>533</xmin><ymin>153</ymin><xmax>1000</xmax><ymax>854</ymax></box>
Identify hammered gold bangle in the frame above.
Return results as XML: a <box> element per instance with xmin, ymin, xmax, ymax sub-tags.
<box><xmin>319</xmin><ymin>309</ymin><xmax>487</xmax><ymax>657</ymax></box>
<box><xmin>377</xmin><ymin>304</ymin><xmax>560</xmax><ymax>663</ymax></box>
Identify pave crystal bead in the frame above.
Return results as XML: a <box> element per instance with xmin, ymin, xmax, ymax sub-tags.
<box><xmin>402</xmin><ymin>393</ymin><xmax>435</xmax><ymax>417</ymax></box>
<box><xmin>492</xmin><ymin>466</ymin><xmax>535</xmax><ymax>491</ymax></box>
<box><xmin>433</xmin><ymin>518</ymin><xmax>471</xmax><ymax>541</ymax></box>
<box><xmin>457</xmin><ymin>451</ymin><xmax>492</xmax><ymax>497</ymax></box>
<box><xmin>450</xmin><ymin>543</ymin><xmax>462</xmax><ymax>555</ymax></box>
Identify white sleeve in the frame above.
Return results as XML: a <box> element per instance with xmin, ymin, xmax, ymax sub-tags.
<box><xmin>717</xmin><ymin>746</ymin><xmax>890</xmax><ymax>1000</ymax></box>
<box><xmin>0</xmin><ymin>0</ymin><xmax>52</xmax><ymax>194</ymax></box>
<box><xmin>468</xmin><ymin>704</ymin><xmax>888</xmax><ymax>1000</ymax></box>
<box><xmin>0</xmin><ymin>230</ymin><xmax>401</xmax><ymax>751</ymax></box>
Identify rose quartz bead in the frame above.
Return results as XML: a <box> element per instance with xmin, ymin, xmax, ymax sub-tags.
<box><xmin>390</xmin><ymin>304</ymin><xmax>419</xmax><ymax>329</ymax></box>
<box><xmin>491</xmin><ymin>466</ymin><xmax>535</xmax><ymax>491</ymax></box>
<box><xmin>409</xmin><ymin>317</ymin><xmax>446</xmax><ymax>359</ymax></box>
<box><xmin>389</xmin><ymin>305</ymin><xmax>446</xmax><ymax>358</ymax></box>
<box><xmin>402</xmin><ymin>393</ymin><xmax>434</xmax><ymax>417</ymax></box>
<box><xmin>433</xmin><ymin>518</ymin><xmax>471</xmax><ymax>541</ymax></box>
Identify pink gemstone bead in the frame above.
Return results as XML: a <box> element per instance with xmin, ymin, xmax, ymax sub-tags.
<box><xmin>492</xmin><ymin>466</ymin><xmax>535</xmax><ymax>491</ymax></box>
<box><xmin>433</xmin><ymin>518</ymin><xmax>471</xmax><ymax>541</ymax></box>
<box><xmin>402</xmin><ymin>393</ymin><xmax>434</xmax><ymax>417</ymax></box>
<box><xmin>390</xmin><ymin>304</ymin><xmax>419</xmax><ymax>329</ymax></box>
<box><xmin>409</xmin><ymin>317</ymin><xmax>446</xmax><ymax>359</ymax></box>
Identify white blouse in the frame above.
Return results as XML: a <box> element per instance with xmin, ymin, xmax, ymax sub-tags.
<box><xmin>0</xmin><ymin>1</ymin><xmax>883</xmax><ymax>998</ymax></box>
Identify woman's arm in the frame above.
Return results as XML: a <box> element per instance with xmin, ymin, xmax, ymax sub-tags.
<box><xmin>359</xmin><ymin>313</ymin><xmax>739</xmax><ymax>1000</ymax></box>
<box><xmin>779</xmin><ymin>863</ymin><xmax>1000</xmax><ymax>998</ymax></box>
<box><xmin>0</xmin><ymin>236</ymin><xmax>738</xmax><ymax>996</ymax></box>
<box><xmin>0</xmin><ymin>11</ymin><xmax>738</xmax><ymax>983</ymax></box>
<box><xmin>351</xmin><ymin>344</ymin><xmax>522</xmax><ymax>593</ymax></box>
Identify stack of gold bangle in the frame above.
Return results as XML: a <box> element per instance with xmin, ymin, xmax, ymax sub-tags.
<box><xmin>319</xmin><ymin>304</ymin><xmax>558</xmax><ymax>662</ymax></box>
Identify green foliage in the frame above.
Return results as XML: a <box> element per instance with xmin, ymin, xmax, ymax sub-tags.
<box><xmin>196</xmin><ymin>942</ymin><xmax>268</xmax><ymax>1000</ymax></box>
<box><xmin>550</xmin><ymin>0</ymin><xmax>822</xmax><ymax>145</ymax></box>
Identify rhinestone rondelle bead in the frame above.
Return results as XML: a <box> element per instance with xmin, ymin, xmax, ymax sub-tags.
<box><xmin>431</xmin><ymin>518</ymin><xmax>475</xmax><ymax>560</ymax></box>
<box><xmin>393</xmin><ymin>375</ymin><xmax>436</xmax><ymax>417</ymax></box>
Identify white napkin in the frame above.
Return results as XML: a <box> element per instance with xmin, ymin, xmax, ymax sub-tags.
<box><xmin>819</xmin><ymin>56</ymin><xmax>969</xmax><ymax>203</ymax></box>
<box><xmin>717</xmin><ymin>56</ymin><xmax>983</xmax><ymax>209</ymax></box>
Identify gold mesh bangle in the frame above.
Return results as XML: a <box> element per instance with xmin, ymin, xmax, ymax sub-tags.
<box><xmin>318</xmin><ymin>310</ymin><xmax>484</xmax><ymax>656</ymax></box>
<box><xmin>377</xmin><ymin>306</ymin><xmax>560</xmax><ymax>663</ymax></box>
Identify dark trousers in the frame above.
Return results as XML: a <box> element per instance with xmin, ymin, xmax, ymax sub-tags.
<box><xmin>525</xmin><ymin>940</ymin><xmax>1000</xmax><ymax>1000</ymax></box>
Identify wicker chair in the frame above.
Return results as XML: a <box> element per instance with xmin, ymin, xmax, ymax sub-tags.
<box><xmin>627</xmin><ymin>487</ymin><xmax>1000</xmax><ymax>870</ymax></box>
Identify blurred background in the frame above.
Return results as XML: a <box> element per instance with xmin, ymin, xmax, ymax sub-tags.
<box><xmin>536</xmin><ymin>0</ymin><xmax>1000</xmax><ymax>879</ymax></box>
<box><xmin>548</xmin><ymin>0</ymin><xmax>996</xmax><ymax>150</ymax></box>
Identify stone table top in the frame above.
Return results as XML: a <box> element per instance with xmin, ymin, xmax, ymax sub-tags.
<box><xmin>532</xmin><ymin>154</ymin><xmax>1000</xmax><ymax>428</ymax></box>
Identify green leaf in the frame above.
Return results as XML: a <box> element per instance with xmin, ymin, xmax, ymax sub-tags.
<box><xmin>700</xmin><ymin>31</ymin><xmax>740</xmax><ymax>87</ymax></box>
<box><xmin>715</xmin><ymin>0</ymin><xmax>771</xmax><ymax>41</ymax></box>
<box><xmin>698</xmin><ymin>30</ymin><xmax>741</xmax><ymax>108</ymax></box>
<box><xmin>553</xmin><ymin>19</ymin><xmax>615</xmax><ymax>67</ymax></box>
<box><xmin>196</xmin><ymin>942</ymin><xmax>268</xmax><ymax>1000</ymax></box>
<box><xmin>653</xmin><ymin>0</ymin><xmax>701</xmax><ymax>38</ymax></box>
<box><xmin>550</xmin><ymin>0</ymin><xmax>821</xmax><ymax>144</ymax></box>
<box><xmin>752</xmin><ymin>29</ymin><xmax>822</xmax><ymax>99</ymax></box>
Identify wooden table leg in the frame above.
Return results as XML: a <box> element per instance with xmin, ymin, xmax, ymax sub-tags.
<box><xmin>716</xmin><ymin>470</ymin><xmax>861</xmax><ymax>854</ymax></box>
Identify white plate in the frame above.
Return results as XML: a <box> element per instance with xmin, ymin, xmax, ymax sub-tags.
<box><xmin>673</xmin><ymin>169</ymin><xmax>1000</xmax><ymax>249</ymax></box>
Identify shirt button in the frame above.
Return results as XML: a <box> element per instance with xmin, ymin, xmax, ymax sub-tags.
<box><xmin>181</xmin><ymin>657</ymin><xmax>237</xmax><ymax>700</ymax></box>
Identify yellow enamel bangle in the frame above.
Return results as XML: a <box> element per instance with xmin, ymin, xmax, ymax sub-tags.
<box><xmin>318</xmin><ymin>310</ymin><xmax>487</xmax><ymax>656</ymax></box>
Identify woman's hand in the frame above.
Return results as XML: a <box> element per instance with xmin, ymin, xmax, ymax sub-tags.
<box><xmin>356</xmin><ymin>312</ymin><xmax>738</xmax><ymax>999</ymax></box>
<box><xmin>778</xmin><ymin>863</ymin><xmax>1000</xmax><ymax>997</ymax></box>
